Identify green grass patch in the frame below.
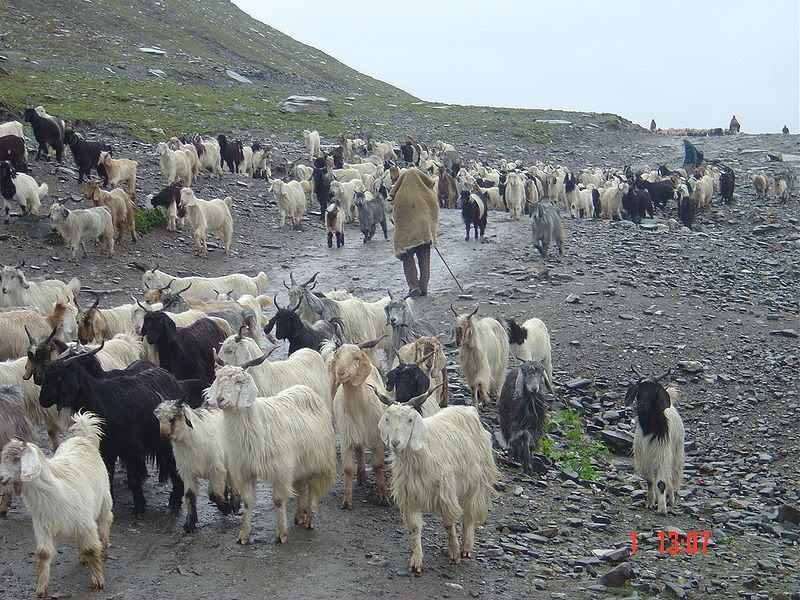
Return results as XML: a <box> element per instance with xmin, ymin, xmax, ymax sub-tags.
<box><xmin>540</xmin><ymin>408</ymin><xmax>608</xmax><ymax>481</ymax></box>
<box><xmin>134</xmin><ymin>208</ymin><xmax>166</xmax><ymax>234</ymax></box>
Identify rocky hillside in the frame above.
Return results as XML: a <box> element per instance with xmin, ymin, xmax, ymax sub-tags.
<box><xmin>0</xmin><ymin>0</ymin><xmax>637</xmax><ymax>142</ymax></box>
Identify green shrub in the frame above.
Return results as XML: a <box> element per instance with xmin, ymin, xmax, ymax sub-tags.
<box><xmin>134</xmin><ymin>208</ymin><xmax>166</xmax><ymax>234</ymax></box>
<box><xmin>540</xmin><ymin>408</ymin><xmax>607</xmax><ymax>481</ymax></box>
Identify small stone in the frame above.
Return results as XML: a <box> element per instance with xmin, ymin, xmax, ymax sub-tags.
<box><xmin>770</xmin><ymin>329</ymin><xmax>798</xmax><ymax>338</ymax></box>
<box><xmin>565</xmin><ymin>293</ymin><xmax>580</xmax><ymax>304</ymax></box>
<box><xmin>665</xmin><ymin>582</ymin><xmax>687</xmax><ymax>598</ymax></box>
<box><xmin>677</xmin><ymin>360</ymin><xmax>704</xmax><ymax>374</ymax></box>
<box><xmin>565</xmin><ymin>377</ymin><xmax>592</xmax><ymax>390</ymax></box>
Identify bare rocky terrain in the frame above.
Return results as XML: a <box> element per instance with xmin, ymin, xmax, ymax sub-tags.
<box><xmin>0</xmin><ymin>123</ymin><xmax>798</xmax><ymax>600</ymax></box>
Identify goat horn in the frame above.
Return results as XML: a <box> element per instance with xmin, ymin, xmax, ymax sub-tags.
<box><xmin>303</xmin><ymin>272</ymin><xmax>320</xmax><ymax>287</ymax></box>
<box><xmin>45</xmin><ymin>326</ymin><xmax>58</xmax><ymax>344</ymax></box>
<box><xmin>159</xmin><ymin>278</ymin><xmax>173</xmax><ymax>292</ymax></box>
<box><xmin>227</xmin><ymin>289</ymin><xmax>233</xmax><ymax>297</ymax></box>
<box><xmin>136</xmin><ymin>299</ymin><xmax>150</xmax><ymax>312</ymax></box>
<box><xmin>176</xmin><ymin>283</ymin><xmax>192</xmax><ymax>295</ymax></box>
<box><xmin>273</xmin><ymin>293</ymin><xmax>282</xmax><ymax>310</ymax></box>
<box><xmin>235</xmin><ymin>324</ymin><xmax>248</xmax><ymax>342</ymax></box>
<box><xmin>406</xmin><ymin>382</ymin><xmax>444</xmax><ymax>409</ymax></box>
<box><xmin>387</xmin><ymin>289</ymin><xmax>394</xmax><ymax>300</ymax></box>
<box><xmin>241</xmin><ymin>345</ymin><xmax>281</xmax><ymax>370</ymax></box>
<box><xmin>414</xmin><ymin>351</ymin><xmax>435</xmax><ymax>367</ymax></box>
<box><xmin>358</xmin><ymin>334</ymin><xmax>387</xmax><ymax>350</ymax></box>
<box><xmin>468</xmin><ymin>305</ymin><xmax>479</xmax><ymax>319</ymax></box>
<box><xmin>62</xmin><ymin>341</ymin><xmax>105</xmax><ymax>365</ymax></box>
<box><xmin>449</xmin><ymin>304</ymin><xmax>458</xmax><ymax>317</ymax></box>
<box><xmin>393</xmin><ymin>348</ymin><xmax>404</xmax><ymax>364</ymax></box>
<box><xmin>283</xmin><ymin>279</ymin><xmax>290</xmax><ymax>290</ymax></box>
<box><xmin>15</xmin><ymin>259</ymin><xmax>25</xmax><ymax>269</ymax></box>
<box><xmin>367</xmin><ymin>383</ymin><xmax>395</xmax><ymax>406</ymax></box>
<box><xmin>657</xmin><ymin>367</ymin><xmax>672</xmax><ymax>381</ymax></box>
<box><xmin>90</xmin><ymin>297</ymin><xmax>100</xmax><ymax>310</ymax></box>
<box><xmin>289</xmin><ymin>271</ymin><xmax>296</xmax><ymax>286</ymax></box>
<box><xmin>24</xmin><ymin>326</ymin><xmax>35</xmax><ymax>346</ymax></box>
<box><xmin>213</xmin><ymin>348</ymin><xmax>225</xmax><ymax>367</ymax></box>
<box><xmin>630</xmin><ymin>365</ymin><xmax>643</xmax><ymax>379</ymax></box>
<box><xmin>290</xmin><ymin>298</ymin><xmax>302</xmax><ymax>312</ymax></box>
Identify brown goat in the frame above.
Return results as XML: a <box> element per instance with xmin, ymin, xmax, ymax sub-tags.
<box><xmin>83</xmin><ymin>181</ymin><xmax>138</xmax><ymax>243</ymax></box>
<box><xmin>437</xmin><ymin>165</ymin><xmax>459</xmax><ymax>209</ymax></box>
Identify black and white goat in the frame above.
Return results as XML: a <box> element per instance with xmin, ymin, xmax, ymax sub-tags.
<box><xmin>624</xmin><ymin>366</ymin><xmax>685</xmax><ymax>515</ymax></box>
<box><xmin>460</xmin><ymin>190</ymin><xmax>487</xmax><ymax>240</ymax></box>
<box><xmin>0</xmin><ymin>135</ymin><xmax>28</xmax><ymax>172</ymax></box>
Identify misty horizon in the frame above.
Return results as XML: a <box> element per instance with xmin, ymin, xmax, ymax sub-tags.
<box><xmin>233</xmin><ymin>0</ymin><xmax>799</xmax><ymax>134</ymax></box>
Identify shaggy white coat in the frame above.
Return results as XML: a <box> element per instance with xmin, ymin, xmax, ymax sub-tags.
<box><xmin>179</xmin><ymin>188</ymin><xmax>233</xmax><ymax>255</ymax></box>
<box><xmin>454</xmin><ymin>313</ymin><xmax>509</xmax><ymax>405</ymax></box>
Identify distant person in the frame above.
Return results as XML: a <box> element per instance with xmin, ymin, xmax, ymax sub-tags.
<box><xmin>650</xmin><ymin>119</ymin><xmax>657</xmax><ymax>132</ymax></box>
<box><xmin>783</xmin><ymin>125</ymin><xmax>790</xmax><ymax>134</ymax></box>
<box><xmin>729</xmin><ymin>115</ymin><xmax>741</xmax><ymax>133</ymax></box>
<box><xmin>683</xmin><ymin>139</ymin><xmax>704</xmax><ymax>167</ymax></box>
<box><xmin>388</xmin><ymin>168</ymin><xmax>439</xmax><ymax>297</ymax></box>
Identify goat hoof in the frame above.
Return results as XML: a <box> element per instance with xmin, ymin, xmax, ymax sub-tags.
<box><xmin>236</xmin><ymin>536</ymin><xmax>250</xmax><ymax>545</ymax></box>
<box><xmin>275</xmin><ymin>531</ymin><xmax>287</xmax><ymax>544</ymax></box>
<box><xmin>460</xmin><ymin>550</ymin><xmax>473</xmax><ymax>559</ymax></box>
<box><xmin>339</xmin><ymin>498</ymin><xmax>352</xmax><ymax>510</ymax></box>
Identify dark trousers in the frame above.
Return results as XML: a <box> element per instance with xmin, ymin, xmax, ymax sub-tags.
<box><xmin>400</xmin><ymin>243</ymin><xmax>431</xmax><ymax>294</ymax></box>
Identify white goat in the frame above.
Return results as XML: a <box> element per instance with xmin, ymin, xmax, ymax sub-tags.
<box><xmin>303</xmin><ymin>129</ymin><xmax>321</xmax><ymax>160</ymax></box>
<box><xmin>688</xmin><ymin>175</ymin><xmax>714</xmax><ymax>209</ymax></box>
<box><xmin>269</xmin><ymin>179</ymin><xmax>306</xmax><ymax>227</ymax></box>
<box><xmin>378</xmin><ymin>403</ymin><xmax>498</xmax><ymax>573</ymax></box>
<box><xmin>506</xmin><ymin>317</ymin><xmax>553</xmax><ymax>386</ymax></box>
<box><xmin>626</xmin><ymin>370</ymin><xmax>685</xmax><ymax>515</ymax></box>
<box><xmin>179</xmin><ymin>188</ymin><xmax>233</xmax><ymax>256</ymax></box>
<box><xmin>0</xmin><ymin>265</ymin><xmax>79</xmax><ymax>315</ymax></box>
<box><xmin>157</xmin><ymin>142</ymin><xmax>193</xmax><ymax>186</ymax></box>
<box><xmin>294</xmin><ymin>163</ymin><xmax>313</xmax><ymax>181</ymax></box>
<box><xmin>0</xmin><ymin>121</ymin><xmax>24</xmax><ymax>138</ymax></box>
<box><xmin>504</xmin><ymin>172</ymin><xmax>525</xmax><ymax>219</ymax></box>
<box><xmin>49</xmin><ymin>203</ymin><xmax>114</xmax><ymax>259</ymax></box>
<box><xmin>208</xmin><ymin>371</ymin><xmax>336</xmax><ymax>544</ymax></box>
<box><xmin>600</xmin><ymin>182</ymin><xmax>629</xmax><ymax>220</ymax></box>
<box><xmin>452</xmin><ymin>307</ymin><xmax>509</xmax><ymax>406</ymax></box>
<box><xmin>0</xmin><ymin>412</ymin><xmax>113</xmax><ymax>597</ymax></box>
<box><xmin>327</xmin><ymin>340</ymin><xmax>391</xmax><ymax>509</ymax></box>
<box><xmin>329</xmin><ymin>179</ymin><xmax>364</xmax><ymax>222</ymax></box>
<box><xmin>0</xmin><ymin>300</ymin><xmax>79</xmax><ymax>360</ymax></box>
<box><xmin>141</xmin><ymin>268</ymin><xmax>268</xmax><ymax>301</ymax></box>
<box><xmin>154</xmin><ymin>399</ymin><xmax>238</xmax><ymax>532</ymax></box>
<box><xmin>215</xmin><ymin>335</ymin><xmax>331</xmax><ymax>412</ymax></box>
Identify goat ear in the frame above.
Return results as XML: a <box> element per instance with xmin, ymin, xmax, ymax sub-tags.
<box><xmin>184</xmin><ymin>415</ymin><xmax>194</xmax><ymax>429</ymax></box>
<box><xmin>624</xmin><ymin>384</ymin><xmax>638</xmax><ymax>407</ymax></box>
<box><xmin>378</xmin><ymin>413</ymin><xmax>391</xmax><ymax>446</ymax></box>
<box><xmin>657</xmin><ymin>386</ymin><xmax>671</xmax><ymax>411</ymax></box>
<box><xmin>408</xmin><ymin>414</ymin><xmax>426</xmax><ymax>451</ymax></box>
<box><xmin>20</xmin><ymin>444</ymin><xmax>42</xmax><ymax>481</ymax></box>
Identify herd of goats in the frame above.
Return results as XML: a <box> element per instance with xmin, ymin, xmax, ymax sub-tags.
<box><xmin>0</xmin><ymin>105</ymin><xmax>791</xmax><ymax>596</ymax></box>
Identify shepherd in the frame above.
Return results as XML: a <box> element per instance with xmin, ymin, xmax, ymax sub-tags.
<box><xmin>388</xmin><ymin>168</ymin><xmax>439</xmax><ymax>298</ymax></box>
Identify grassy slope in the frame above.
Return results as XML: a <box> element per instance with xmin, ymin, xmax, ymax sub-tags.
<box><xmin>0</xmin><ymin>0</ymin><xmax>636</xmax><ymax>142</ymax></box>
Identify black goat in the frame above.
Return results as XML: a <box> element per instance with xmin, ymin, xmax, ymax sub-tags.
<box><xmin>623</xmin><ymin>186</ymin><xmax>654</xmax><ymax>223</ymax></box>
<box><xmin>149</xmin><ymin>182</ymin><xmax>182</xmax><ymax>210</ymax></box>
<box><xmin>591</xmin><ymin>188</ymin><xmax>602</xmax><ymax>218</ymax></box>
<box><xmin>0</xmin><ymin>135</ymin><xmax>28</xmax><ymax>172</ymax></box>
<box><xmin>386</xmin><ymin>351</ymin><xmax>435</xmax><ymax>413</ymax></box>
<box><xmin>678</xmin><ymin>194</ymin><xmax>696</xmax><ymax>229</ymax></box>
<box><xmin>217</xmin><ymin>134</ymin><xmax>243</xmax><ymax>173</ymax></box>
<box><xmin>354</xmin><ymin>190</ymin><xmax>388</xmax><ymax>243</ymax></box>
<box><xmin>634</xmin><ymin>176</ymin><xmax>675</xmax><ymax>210</ymax></box>
<box><xmin>140</xmin><ymin>311</ymin><xmax>227</xmax><ymax>385</ymax></box>
<box><xmin>720</xmin><ymin>167</ymin><xmax>735</xmax><ymax>204</ymax></box>
<box><xmin>38</xmin><ymin>345</ymin><xmax>206</xmax><ymax>517</ymax></box>
<box><xmin>313</xmin><ymin>156</ymin><xmax>331</xmax><ymax>220</ymax></box>
<box><xmin>262</xmin><ymin>295</ymin><xmax>343</xmax><ymax>355</ymax></box>
<box><xmin>498</xmin><ymin>360</ymin><xmax>549</xmax><ymax>474</ymax></box>
<box><xmin>23</xmin><ymin>107</ymin><xmax>64</xmax><ymax>161</ymax></box>
<box><xmin>461</xmin><ymin>190</ymin><xmax>487</xmax><ymax>240</ymax></box>
<box><xmin>23</xmin><ymin>329</ymin><xmax>152</xmax><ymax>385</ymax></box>
<box><xmin>64</xmin><ymin>130</ymin><xmax>112</xmax><ymax>184</ymax></box>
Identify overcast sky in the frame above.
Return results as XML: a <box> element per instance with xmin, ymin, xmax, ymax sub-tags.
<box><xmin>234</xmin><ymin>0</ymin><xmax>799</xmax><ymax>133</ymax></box>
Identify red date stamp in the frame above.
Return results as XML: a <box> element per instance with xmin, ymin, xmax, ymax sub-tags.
<box><xmin>629</xmin><ymin>531</ymin><xmax>711</xmax><ymax>555</ymax></box>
